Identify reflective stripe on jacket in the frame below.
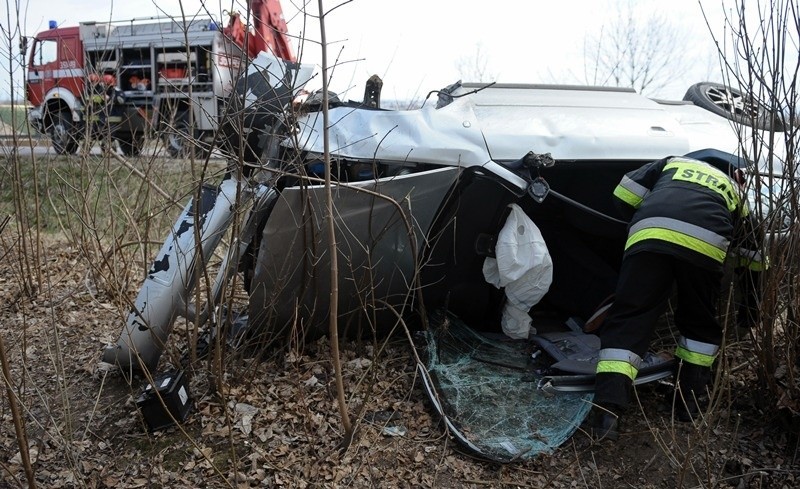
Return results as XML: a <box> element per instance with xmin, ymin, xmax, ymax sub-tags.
<box><xmin>613</xmin><ymin>156</ymin><xmax>763</xmax><ymax>272</ymax></box>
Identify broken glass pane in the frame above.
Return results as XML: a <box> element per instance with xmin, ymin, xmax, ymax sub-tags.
<box><xmin>419</xmin><ymin>312</ymin><xmax>593</xmax><ymax>462</ymax></box>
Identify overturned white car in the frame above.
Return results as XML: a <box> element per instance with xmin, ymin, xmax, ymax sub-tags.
<box><xmin>102</xmin><ymin>54</ymin><xmax>788</xmax><ymax>460</ymax></box>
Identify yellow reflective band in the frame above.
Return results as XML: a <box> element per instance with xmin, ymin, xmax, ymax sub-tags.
<box><xmin>626</xmin><ymin>228</ymin><xmax>727</xmax><ymax>263</ymax></box>
<box><xmin>596</xmin><ymin>360</ymin><xmax>638</xmax><ymax>381</ymax></box>
<box><xmin>613</xmin><ymin>185</ymin><xmax>643</xmax><ymax>208</ymax></box>
<box><xmin>664</xmin><ymin>161</ymin><xmax>740</xmax><ymax>212</ymax></box>
<box><xmin>678</xmin><ymin>336</ymin><xmax>719</xmax><ymax>356</ymax></box>
<box><xmin>739</xmin><ymin>257</ymin><xmax>768</xmax><ymax>271</ymax></box>
<box><xmin>632</xmin><ymin>217</ymin><xmax>728</xmax><ymax>248</ymax></box>
<box><xmin>737</xmin><ymin>247</ymin><xmax>769</xmax><ymax>271</ymax></box>
<box><xmin>675</xmin><ymin>346</ymin><xmax>716</xmax><ymax>367</ymax></box>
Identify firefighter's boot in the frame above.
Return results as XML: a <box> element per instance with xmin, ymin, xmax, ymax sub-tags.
<box><xmin>585</xmin><ymin>403</ymin><xmax>620</xmax><ymax>441</ymax></box>
<box><xmin>671</xmin><ymin>361</ymin><xmax>711</xmax><ymax>422</ymax></box>
<box><xmin>584</xmin><ymin>373</ymin><xmax>631</xmax><ymax>441</ymax></box>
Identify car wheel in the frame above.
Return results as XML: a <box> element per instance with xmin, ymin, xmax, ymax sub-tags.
<box><xmin>50</xmin><ymin>110</ymin><xmax>80</xmax><ymax>155</ymax></box>
<box><xmin>683</xmin><ymin>82</ymin><xmax>784</xmax><ymax>131</ymax></box>
<box><xmin>117</xmin><ymin>134</ymin><xmax>144</xmax><ymax>156</ymax></box>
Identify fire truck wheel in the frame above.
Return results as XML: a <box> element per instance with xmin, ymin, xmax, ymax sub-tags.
<box><xmin>164</xmin><ymin>116</ymin><xmax>195</xmax><ymax>158</ymax></box>
<box><xmin>117</xmin><ymin>135</ymin><xmax>144</xmax><ymax>157</ymax></box>
<box><xmin>49</xmin><ymin>110</ymin><xmax>80</xmax><ymax>155</ymax></box>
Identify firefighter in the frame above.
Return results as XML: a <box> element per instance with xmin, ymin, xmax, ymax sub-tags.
<box><xmin>84</xmin><ymin>72</ymin><xmax>125</xmax><ymax>153</ymax></box>
<box><xmin>86</xmin><ymin>73</ymin><xmax>105</xmax><ymax>103</ymax></box>
<box><xmin>86</xmin><ymin>74</ymin><xmax>116</xmax><ymax>116</ymax></box>
<box><xmin>101</xmin><ymin>73</ymin><xmax>125</xmax><ymax>105</ymax></box>
<box><xmin>85</xmin><ymin>73</ymin><xmax>110</xmax><ymax>142</ymax></box>
<box><xmin>585</xmin><ymin>153</ymin><xmax>764</xmax><ymax>441</ymax></box>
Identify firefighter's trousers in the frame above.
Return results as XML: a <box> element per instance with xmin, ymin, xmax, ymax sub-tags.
<box><xmin>594</xmin><ymin>251</ymin><xmax>723</xmax><ymax>409</ymax></box>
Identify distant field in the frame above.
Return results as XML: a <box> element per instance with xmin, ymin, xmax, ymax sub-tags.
<box><xmin>0</xmin><ymin>103</ymin><xmax>31</xmax><ymax>134</ymax></box>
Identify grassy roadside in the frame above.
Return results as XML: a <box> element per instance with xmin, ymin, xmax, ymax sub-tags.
<box><xmin>0</xmin><ymin>103</ymin><xmax>31</xmax><ymax>134</ymax></box>
<box><xmin>0</xmin><ymin>153</ymin><xmax>228</xmax><ymax>240</ymax></box>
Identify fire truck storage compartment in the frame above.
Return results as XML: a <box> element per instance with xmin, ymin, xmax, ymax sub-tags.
<box><xmin>119</xmin><ymin>48</ymin><xmax>154</xmax><ymax>93</ymax></box>
<box><xmin>155</xmin><ymin>49</ymin><xmax>212</xmax><ymax>89</ymax></box>
<box><xmin>86</xmin><ymin>50</ymin><xmax>118</xmax><ymax>75</ymax></box>
<box><xmin>156</xmin><ymin>51</ymin><xmax>194</xmax><ymax>80</ymax></box>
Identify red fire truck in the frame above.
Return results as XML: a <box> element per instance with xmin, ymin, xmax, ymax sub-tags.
<box><xmin>25</xmin><ymin>0</ymin><xmax>295</xmax><ymax>156</ymax></box>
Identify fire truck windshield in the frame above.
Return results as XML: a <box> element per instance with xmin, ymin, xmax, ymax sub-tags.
<box><xmin>31</xmin><ymin>38</ymin><xmax>57</xmax><ymax>66</ymax></box>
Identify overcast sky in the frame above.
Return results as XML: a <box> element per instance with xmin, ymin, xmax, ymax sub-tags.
<box><xmin>2</xmin><ymin>0</ymin><xmax>736</xmax><ymax>101</ymax></box>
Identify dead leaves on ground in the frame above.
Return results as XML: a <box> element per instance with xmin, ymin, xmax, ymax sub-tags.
<box><xmin>0</xmin><ymin>238</ymin><xmax>798</xmax><ymax>488</ymax></box>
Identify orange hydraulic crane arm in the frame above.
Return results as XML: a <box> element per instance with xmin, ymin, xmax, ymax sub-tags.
<box><xmin>225</xmin><ymin>0</ymin><xmax>296</xmax><ymax>62</ymax></box>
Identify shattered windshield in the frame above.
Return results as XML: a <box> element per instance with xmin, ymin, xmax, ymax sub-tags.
<box><xmin>419</xmin><ymin>313</ymin><xmax>592</xmax><ymax>462</ymax></box>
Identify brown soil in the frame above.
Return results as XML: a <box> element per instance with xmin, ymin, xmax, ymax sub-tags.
<box><xmin>0</xmin><ymin>236</ymin><xmax>798</xmax><ymax>488</ymax></box>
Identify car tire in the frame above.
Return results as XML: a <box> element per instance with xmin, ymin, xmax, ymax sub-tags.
<box><xmin>50</xmin><ymin>110</ymin><xmax>80</xmax><ymax>155</ymax></box>
<box><xmin>683</xmin><ymin>82</ymin><xmax>784</xmax><ymax>131</ymax></box>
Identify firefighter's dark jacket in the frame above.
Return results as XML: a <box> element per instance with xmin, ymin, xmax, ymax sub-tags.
<box><xmin>613</xmin><ymin>156</ymin><xmax>766</xmax><ymax>274</ymax></box>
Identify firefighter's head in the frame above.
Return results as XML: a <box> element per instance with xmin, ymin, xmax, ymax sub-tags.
<box><xmin>88</xmin><ymin>73</ymin><xmax>101</xmax><ymax>84</ymax></box>
<box><xmin>102</xmin><ymin>74</ymin><xmax>116</xmax><ymax>87</ymax></box>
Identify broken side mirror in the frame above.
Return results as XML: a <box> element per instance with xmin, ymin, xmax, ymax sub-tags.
<box><xmin>522</xmin><ymin>151</ymin><xmax>555</xmax><ymax>170</ymax></box>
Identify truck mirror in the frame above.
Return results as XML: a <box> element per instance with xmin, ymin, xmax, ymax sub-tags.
<box><xmin>19</xmin><ymin>36</ymin><xmax>27</xmax><ymax>58</ymax></box>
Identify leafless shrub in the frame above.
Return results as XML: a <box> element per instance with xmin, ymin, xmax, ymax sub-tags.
<box><xmin>583</xmin><ymin>0</ymin><xmax>698</xmax><ymax>96</ymax></box>
<box><xmin>703</xmin><ymin>0</ymin><xmax>800</xmax><ymax>440</ymax></box>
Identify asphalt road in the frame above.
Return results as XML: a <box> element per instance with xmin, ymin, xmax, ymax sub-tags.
<box><xmin>1</xmin><ymin>137</ymin><xmax>101</xmax><ymax>157</ymax></box>
<box><xmin>0</xmin><ymin>136</ymin><xmax>224</xmax><ymax>159</ymax></box>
